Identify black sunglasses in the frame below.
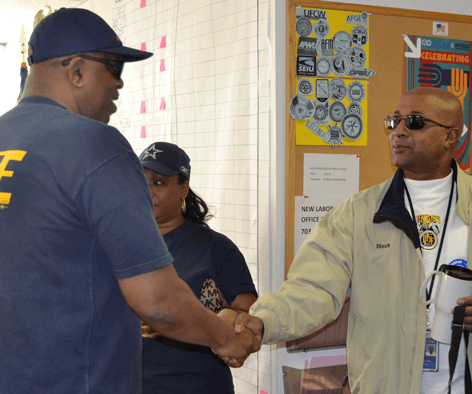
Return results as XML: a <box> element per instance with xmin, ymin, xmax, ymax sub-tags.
<box><xmin>61</xmin><ymin>55</ymin><xmax>124</xmax><ymax>80</ymax></box>
<box><xmin>384</xmin><ymin>114</ymin><xmax>451</xmax><ymax>130</ymax></box>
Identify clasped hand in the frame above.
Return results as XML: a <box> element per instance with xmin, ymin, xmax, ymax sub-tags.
<box><xmin>212</xmin><ymin>309</ymin><xmax>264</xmax><ymax>368</ymax></box>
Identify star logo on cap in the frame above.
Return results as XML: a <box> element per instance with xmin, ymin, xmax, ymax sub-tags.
<box><xmin>142</xmin><ymin>145</ymin><xmax>163</xmax><ymax>160</ymax></box>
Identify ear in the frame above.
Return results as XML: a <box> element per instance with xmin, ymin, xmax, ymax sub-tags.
<box><xmin>181</xmin><ymin>180</ymin><xmax>190</xmax><ymax>200</ymax></box>
<box><xmin>445</xmin><ymin>127</ymin><xmax>461</xmax><ymax>149</ymax></box>
<box><xmin>66</xmin><ymin>57</ymin><xmax>87</xmax><ymax>88</ymax></box>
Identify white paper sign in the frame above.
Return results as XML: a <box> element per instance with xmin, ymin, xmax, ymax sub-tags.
<box><xmin>294</xmin><ymin>195</ymin><xmax>346</xmax><ymax>255</ymax></box>
<box><xmin>303</xmin><ymin>153</ymin><xmax>359</xmax><ymax>197</ymax></box>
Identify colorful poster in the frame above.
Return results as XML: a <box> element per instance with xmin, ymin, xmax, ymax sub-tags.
<box><xmin>405</xmin><ymin>36</ymin><xmax>471</xmax><ymax>171</ymax></box>
<box><xmin>291</xmin><ymin>8</ymin><xmax>375</xmax><ymax>147</ymax></box>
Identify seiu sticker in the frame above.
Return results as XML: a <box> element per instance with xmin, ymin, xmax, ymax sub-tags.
<box><xmin>297</xmin><ymin>56</ymin><xmax>316</xmax><ymax>76</ymax></box>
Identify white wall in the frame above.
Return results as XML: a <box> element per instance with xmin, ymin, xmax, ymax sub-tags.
<box><xmin>271</xmin><ymin>1</ymin><xmax>472</xmax><ymax>393</ymax></box>
<box><xmin>0</xmin><ymin>1</ymin><xmax>88</xmax><ymax>117</ymax></box>
<box><xmin>0</xmin><ymin>13</ymin><xmax>34</xmax><ymax>116</ymax></box>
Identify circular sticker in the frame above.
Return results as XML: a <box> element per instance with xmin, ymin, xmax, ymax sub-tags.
<box><xmin>332</xmin><ymin>53</ymin><xmax>351</xmax><ymax>77</ymax></box>
<box><xmin>333</xmin><ymin>31</ymin><xmax>352</xmax><ymax>53</ymax></box>
<box><xmin>420</xmin><ymin>230</ymin><xmax>438</xmax><ymax>250</ymax></box>
<box><xmin>348</xmin><ymin>47</ymin><xmax>367</xmax><ymax>69</ymax></box>
<box><xmin>296</xmin><ymin>18</ymin><xmax>313</xmax><ymax>37</ymax></box>
<box><xmin>313</xmin><ymin>102</ymin><xmax>330</xmax><ymax>125</ymax></box>
<box><xmin>316</xmin><ymin>58</ymin><xmax>332</xmax><ymax>77</ymax></box>
<box><xmin>347</xmin><ymin>81</ymin><xmax>366</xmax><ymax>103</ymax></box>
<box><xmin>329</xmin><ymin>101</ymin><xmax>346</xmax><ymax>123</ymax></box>
<box><xmin>327</xmin><ymin>125</ymin><xmax>343</xmax><ymax>146</ymax></box>
<box><xmin>347</xmin><ymin>102</ymin><xmax>363</xmax><ymax>116</ymax></box>
<box><xmin>351</xmin><ymin>25</ymin><xmax>369</xmax><ymax>47</ymax></box>
<box><xmin>341</xmin><ymin>113</ymin><xmax>363</xmax><ymax>140</ymax></box>
<box><xmin>289</xmin><ymin>94</ymin><xmax>315</xmax><ymax>120</ymax></box>
<box><xmin>298</xmin><ymin>78</ymin><xmax>315</xmax><ymax>95</ymax></box>
<box><xmin>328</xmin><ymin>78</ymin><xmax>347</xmax><ymax>101</ymax></box>
<box><xmin>313</xmin><ymin>19</ymin><xmax>330</xmax><ymax>38</ymax></box>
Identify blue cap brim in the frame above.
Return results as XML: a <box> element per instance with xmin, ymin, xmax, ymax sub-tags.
<box><xmin>101</xmin><ymin>45</ymin><xmax>153</xmax><ymax>62</ymax></box>
<box><xmin>141</xmin><ymin>161</ymin><xmax>179</xmax><ymax>177</ymax></box>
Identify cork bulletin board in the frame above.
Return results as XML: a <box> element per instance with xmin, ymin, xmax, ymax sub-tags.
<box><xmin>285</xmin><ymin>0</ymin><xmax>472</xmax><ymax>351</ymax></box>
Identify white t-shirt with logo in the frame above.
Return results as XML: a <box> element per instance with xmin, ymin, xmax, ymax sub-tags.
<box><xmin>405</xmin><ymin>171</ymin><xmax>468</xmax><ymax>394</ymax></box>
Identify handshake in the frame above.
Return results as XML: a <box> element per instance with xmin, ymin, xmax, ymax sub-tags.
<box><xmin>212</xmin><ymin>309</ymin><xmax>265</xmax><ymax>368</ymax></box>
<box><xmin>141</xmin><ymin>309</ymin><xmax>265</xmax><ymax>368</ymax></box>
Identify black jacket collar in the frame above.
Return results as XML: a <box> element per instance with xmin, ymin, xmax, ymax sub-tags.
<box><xmin>373</xmin><ymin>161</ymin><xmax>458</xmax><ymax>249</ymax></box>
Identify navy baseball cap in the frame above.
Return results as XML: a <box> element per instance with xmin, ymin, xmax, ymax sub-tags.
<box><xmin>27</xmin><ymin>8</ymin><xmax>153</xmax><ymax>65</ymax></box>
<box><xmin>139</xmin><ymin>142</ymin><xmax>191</xmax><ymax>180</ymax></box>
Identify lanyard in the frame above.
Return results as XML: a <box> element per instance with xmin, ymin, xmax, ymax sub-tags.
<box><xmin>404</xmin><ymin>175</ymin><xmax>455</xmax><ymax>303</ymax></box>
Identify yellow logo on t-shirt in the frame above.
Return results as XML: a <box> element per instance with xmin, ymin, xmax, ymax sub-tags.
<box><xmin>416</xmin><ymin>214</ymin><xmax>441</xmax><ymax>250</ymax></box>
<box><xmin>0</xmin><ymin>150</ymin><xmax>27</xmax><ymax>206</ymax></box>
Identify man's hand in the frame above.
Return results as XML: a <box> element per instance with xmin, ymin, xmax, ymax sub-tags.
<box><xmin>234</xmin><ymin>312</ymin><xmax>264</xmax><ymax>345</ymax></box>
<box><xmin>212</xmin><ymin>309</ymin><xmax>262</xmax><ymax>367</ymax></box>
<box><xmin>141</xmin><ymin>320</ymin><xmax>160</xmax><ymax>339</ymax></box>
<box><xmin>211</xmin><ymin>325</ymin><xmax>260</xmax><ymax>368</ymax></box>
<box><xmin>455</xmin><ymin>296</ymin><xmax>472</xmax><ymax>332</ymax></box>
<box><xmin>217</xmin><ymin>308</ymin><xmax>237</xmax><ymax>328</ymax></box>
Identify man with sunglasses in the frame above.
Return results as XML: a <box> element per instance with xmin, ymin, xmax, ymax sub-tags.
<box><xmin>0</xmin><ymin>8</ymin><xmax>257</xmax><ymax>394</ymax></box>
<box><xmin>228</xmin><ymin>87</ymin><xmax>472</xmax><ymax>393</ymax></box>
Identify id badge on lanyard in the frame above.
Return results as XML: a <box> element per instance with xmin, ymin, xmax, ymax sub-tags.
<box><xmin>424</xmin><ymin>310</ymin><xmax>439</xmax><ymax>372</ymax></box>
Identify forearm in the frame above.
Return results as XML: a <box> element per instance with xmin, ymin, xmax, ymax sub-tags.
<box><xmin>120</xmin><ymin>266</ymin><xmax>233</xmax><ymax>349</ymax></box>
<box><xmin>139</xmin><ymin>277</ymin><xmax>233</xmax><ymax>349</ymax></box>
<box><xmin>229</xmin><ymin>293</ymin><xmax>258</xmax><ymax>315</ymax></box>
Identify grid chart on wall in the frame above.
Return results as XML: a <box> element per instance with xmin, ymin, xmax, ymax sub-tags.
<box><xmin>102</xmin><ymin>0</ymin><xmax>271</xmax><ymax>392</ymax></box>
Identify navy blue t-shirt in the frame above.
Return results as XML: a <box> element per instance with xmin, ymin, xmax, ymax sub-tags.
<box><xmin>142</xmin><ymin>220</ymin><xmax>257</xmax><ymax>394</ymax></box>
<box><xmin>0</xmin><ymin>96</ymin><xmax>172</xmax><ymax>393</ymax></box>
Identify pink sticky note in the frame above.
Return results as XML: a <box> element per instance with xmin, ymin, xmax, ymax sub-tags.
<box><xmin>140</xmin><ymin>101</ymin><xmax>146</xmax><ymax>113</ymax></box>
<box><xmin>140</xmin><ymin>0</ymin><xmax>146</xmax><ymax>8</ymax></box>
<box><xmin>260</xmin><ymin>391</ymin><xmax>268</xmax><ymax>394</ymax></box>
<box><xmin>160</xmin><ymin>97</ymin><xmax>166</xmax><ymax>110</ymax></box>
<box><xmin>160</xmin><ymin>59</ymin><xmax>165</xmax><ymax>72</ymax></box>
<box><xmin>160</xmin><ymin>35</ymin><xmax>167</xmax><ymax>48</ymax></box>
<box><xmin>140</xmin><ymin>126</ymin><xmax>146</xmax><ymax>138</ymax></box>
<box><xmin>141</xmin><ymin>42</ymin><xmax>146</xmax><ymax>51</ymax></box>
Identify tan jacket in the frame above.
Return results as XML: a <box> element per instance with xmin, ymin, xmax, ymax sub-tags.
<box><xmin>251</xmin><ymin>161</ymin><xmax>472</xmax><ymax>393</ymax></box>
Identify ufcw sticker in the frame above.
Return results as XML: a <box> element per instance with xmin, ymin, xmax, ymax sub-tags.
<box><xmin>0</xmin><ymin>150</ymin><xmax>27</xmax><ymax>205</ymax></box>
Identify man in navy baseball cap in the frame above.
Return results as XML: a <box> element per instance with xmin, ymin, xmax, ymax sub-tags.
<box><xmin>27</xmin><ymin>7</ymin><xmax>152</xmax><ymax>65</ymax></box>
<box><xmin>0</xmin><ymin>7</ymin><xmax>258</xmax><ymax>394</ymax></box>
<box><xmin>22</xmin><ymin>7</ymin><xmax>153</xmax><ymax>124</ymax></box>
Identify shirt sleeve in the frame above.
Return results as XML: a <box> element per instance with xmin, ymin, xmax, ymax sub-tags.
<box><xmin>250</xmin><ymin>200</ymin><xmax>353</xmax><ymax>344</ymax></box>
<box><xmin>216</xmin><ymin>237</ymin><xmax>258</xmax><ymax>305</ymax></box>
<box><xmin>74</xmin><ymin>152</ymin><xmax>173</xmax><ymax>278</ymax></box>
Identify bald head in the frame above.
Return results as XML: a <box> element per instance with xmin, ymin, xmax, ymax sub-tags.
<box><xmin>389</xmin><ymin>87</ymin><xmax>464</xmax><ymax>180</ymax></box>
<box><xmin>404</xmin><ymin>87</ymin><xmax>464</xmax><ymax>133</ymax></box>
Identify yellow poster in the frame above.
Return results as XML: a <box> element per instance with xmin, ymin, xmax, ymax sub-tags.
<box><xmin>291</xmin><ymin>8</ymin><xmax>374</xmax><ymax>146</ymax></box>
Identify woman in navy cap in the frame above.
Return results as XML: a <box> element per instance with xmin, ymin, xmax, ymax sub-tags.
<box><xmin>139</xmin><ymin>142</ymin><xmax>258</xmax><ymax>394</ymax></box>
